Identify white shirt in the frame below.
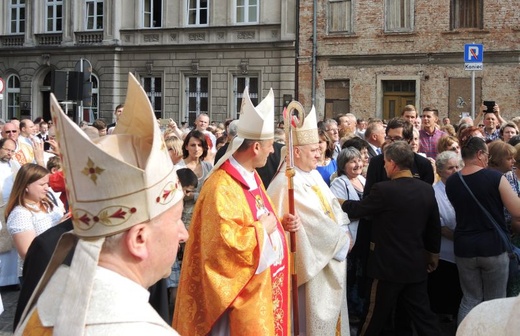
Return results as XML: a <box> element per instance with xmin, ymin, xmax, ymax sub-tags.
<box><xmin>433</xmin><ymin>181</ymin><xmax>456</xmax><ymax>263</ymax></box>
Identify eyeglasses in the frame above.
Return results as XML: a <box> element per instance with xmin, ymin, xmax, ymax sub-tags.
<box><xmin>326</xmin><ymin>128</ymin><xmax>338</xmax><ymax>133</ymax></box>
<box><xmin>4</xmin><ymin>130</ymin><xmax>17</xmax><ymax>134</ymax></box>
<box><xmin>384</xmin><ymin>136</ymin><xmax>404</xmax><ymax>142</ymax></box>
<box><xmin>1</xmin><ymin>147</ymin><xmax>15</xmax><ymax>154</ymax></box>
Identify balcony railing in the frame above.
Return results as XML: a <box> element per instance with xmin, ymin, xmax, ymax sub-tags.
<box><xmin>0</xmin><ymin>35</ymin><xmax>24</xmax><ymax>47</ymax></box>
<box><xmin>75</xmin><ymin>31</ymin><xmax>103</xmax><ymax>45</ymax></box>
<box><xmin>35</xmin><ymin>33</ymin><xmax>63</xmax><ymax>45</ymax></box>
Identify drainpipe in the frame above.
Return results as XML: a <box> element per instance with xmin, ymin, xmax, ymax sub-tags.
<box><xmin>311</xmin><ymin>0</ymin><xmax>317</xmax><ymax>106</ymax></box>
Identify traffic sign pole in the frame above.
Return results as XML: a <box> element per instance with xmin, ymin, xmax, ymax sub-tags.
<box><xmin>471</xmin><ymin>71</ymin><xmax>475</xmax><ymax>120</ymax></box>
<box><xmin>464</xmin><ymin>43</ymin><xmax>484</xmax><ymax>120</ymax></box>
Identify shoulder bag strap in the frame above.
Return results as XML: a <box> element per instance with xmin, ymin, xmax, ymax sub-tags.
<box><xmin>457</xmin><ymin>171</ymin><xmax>512</xmax><ymax>253</ymax></box>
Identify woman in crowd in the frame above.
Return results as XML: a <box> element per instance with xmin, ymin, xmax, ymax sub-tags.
<box><xmin>500</xmin><ymin>122</ymin><xmax>519</xmax><ymax>144</ymax></box>
<box><xmin>488</xmin><ymin>141</ymin><xmax>516</xmax><ymax>175</ymax></box>
<box><xmin>330</xmin><ymin>147</ymin><xmax>365</xmax><ymax>242</ymax></box>
<box><xmin>165</xmin><ymin>135</ymin><xmax>184</xmax><ymax>165</ymax></box>
<box><xmin>458</xmin><ymin>126</ymin><xmax>484</xmax><ymax>144</ymax></box>
<box><xmin>6</xmin><ymin>164</ymin><xmax>65</xmax><ymax>281</ymax></box>
<box><xmin>177</xmin><ymin>130</ymin><xmax>212</xmax><ymax>229</ymax></box>
<box><xmin>505</xmin><ymin>143</ymin><xmax>520</xmax><ymax>297</ymax></box>
<box><xmin>488</xmin><ymin>141</ymin><xmax>520</xmax><ymax>296</ymax></box>
<box><xmin>316</xmin><ymin>129</ymin><xmax>337</xmax><ymax>186</ymax></box>
<box><xmin>428</xmin><ymin>151</ymin><xmax>463</xmax><ymax>321</ymax></box>
<box><xmin>341</xmin><ymin>137</ymin><xmax>371</xmax><ymax>177</ymax></box>
<box><xmin>437</xmin><ymin>135</ymin><xmax>461</xmax><ymax>157</ymax></box>
<box><xmin>410</xmin><ymin>128</ymin><xmax>425</xmax><ymax>156</ymax></box>
<box><xmin>330</xmin><ymin>146</ymin><xmax>365</xmax><ymax>324</ymax></box>
<box><xmin>446</xmin><ymin>136</ymin><xmax>520</xmax><ymax>324</ymax></box>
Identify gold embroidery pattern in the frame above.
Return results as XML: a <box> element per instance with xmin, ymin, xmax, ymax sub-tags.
<box><xmin>311</xmin><ymin>185</ymin><xmax>336</xmax><ymax>221</ymax></box>
<box><xmin>293</xmin><ymin>129</ymin><xmax>319</xmax><ymax>146</ymax></box>
<box><xmin>73</xmin><ymin>206</ymin><xmax>137</xmax><ymax>230</ymax></box>
<box><xmin>81</xmin><ymin>157</ymin><xmax>105</xmax><ymax>184</ymax></box>
<box><xmin>272</xmin><ymin>271</ymin><xmax>285</xmax><ymax>335</ymax></box>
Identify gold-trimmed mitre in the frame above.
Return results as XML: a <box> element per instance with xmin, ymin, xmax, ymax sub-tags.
<box><xmin>292</xmin><ymin>105</ymin><xmax>319</xmax><ymax>145</ymax></box>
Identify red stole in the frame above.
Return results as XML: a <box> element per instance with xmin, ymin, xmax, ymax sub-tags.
<box><xmin>221</xmin><ymin>160</ymin><xmax>290</xmax><ymax>335</ymax></box>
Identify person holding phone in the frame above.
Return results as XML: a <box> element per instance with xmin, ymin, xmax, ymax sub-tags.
<box><xmin>475</xmin><ymin>101</ymin><xmax>506</xmax><ymax>142</ymax></box>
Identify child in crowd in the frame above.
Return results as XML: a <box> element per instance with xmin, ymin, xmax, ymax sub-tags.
<box><xmin>47</xmin><ymin>156</ymin><xmax>68</xmax><ymax>211</ymax></box>
<box><xmin>167</xmin><ymin>168</ymin><xmax>198</xmax><ymax>313</ymax></box>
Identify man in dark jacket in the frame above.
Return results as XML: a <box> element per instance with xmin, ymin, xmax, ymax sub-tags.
<box><xmin>342</xmin><ymin>141</ymin><xmax>441</xmax><ymax>336</ymax></box>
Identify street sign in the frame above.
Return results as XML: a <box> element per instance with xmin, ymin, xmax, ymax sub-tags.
<box><xmin>464</xmin><ymin>63</ymin><xmax>483</xmax><ymax>71</ymax></box>
<box><xmin>0</xmin><ymin>77</ymin><xmax>5</xmax><ymax>93</ymax></box>
<box><xmin>464</xmin><ymin>44</ymin><xmax>483</xmax><ymax>71</ymax></box>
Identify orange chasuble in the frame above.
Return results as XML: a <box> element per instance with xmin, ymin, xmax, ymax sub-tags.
<box><xmin>173</xmin><ymin>161</ymin><xmax>290</xmax><ymax>335</ymax></box>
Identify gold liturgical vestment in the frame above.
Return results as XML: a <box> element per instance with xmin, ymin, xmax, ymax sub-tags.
<box><xmin>173</xmin><ymin>160</ymin><xmax>290</xmax><ymax>335</ymax></box>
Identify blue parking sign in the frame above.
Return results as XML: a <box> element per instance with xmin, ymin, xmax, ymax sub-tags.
<box><xmin>464</xmin><ymin>44</ymin><xmax>484</xmax><ymax>63</ymax></box>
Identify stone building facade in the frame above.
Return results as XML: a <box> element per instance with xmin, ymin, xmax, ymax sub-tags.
<box><xmin>297</xmin><ymin>0</ymin><xmax>520</xmax><ymax>122</ymax></box>
<box><xmin>0</xmin><ymin>0</ymin><xmax>296</xmax><ymax>125</ymax></box>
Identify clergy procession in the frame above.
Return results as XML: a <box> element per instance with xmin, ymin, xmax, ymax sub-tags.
<box><xmin>2</xmin><ymin>75</ymin><xmax>520</xmax><ymax>336</ymax></box>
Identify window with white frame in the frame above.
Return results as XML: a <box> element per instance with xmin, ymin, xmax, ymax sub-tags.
<box><xmin>86</xmin><ymin>0</ymin><xmax>103</xmax><ymax>30</ymax></box>
<box><xmin>328</xmin><ymin>0</ymin><xmax>352</xmax><ymax>33</ymax></box>
<box><xmin>143</xmin><ymin>0</ymin><xmax>162</xmax><ymax>28</ymax></box>
<box><xmin>451</xmin><ymin>0</ymin><xmax>482</xmax><ymax>29</ymax></box>
<box><xmin>46</xmin><ymin>0</ymin><xmax>63</xmax><ymax>32</ymax></box>
<box><xmin>188</xmin><ymin>0</ymin><xmax>208</xmax><ymax>26</ymax></box>
<box><xmin>236</xmin><ymin>0</ymin><xmax>258</xmax><ymax>24</ymax></box>
<box><xmin>142</xmin><ymin>76</ymin><xmax>163</xmax><ymax>119</ymax></box>
<box><xmin>84</xmin><ymin>74</ymin><xmax>100</xmax><ymax>121</ymax></box>
<box><xmin>9</xmin><ymin>0</ymin><xmax>26</xmax><ymax>34</ymax></box>
<box><xmin>185</xmin><ymin>76</ymin><xmax>209</xmax><ymax>126</ymax></box>
<box><xmin>385</xmin><ymin>0</ymin><xmax>413</xmax><ymax>32</ymax></box>
<box><xmin>233</xmin><ymin>76</ymin><xmax>258</xmax><ymax>119</ymax></box>
<box><xmin>6</xmin><ymin>75</ymin><xmax>21</xmax><ymax>120</ymax></box>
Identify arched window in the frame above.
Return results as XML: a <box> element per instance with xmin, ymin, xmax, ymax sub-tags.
<box><xmin>6</xmin><ymin>75</ymin><xmax>21</xmax><ymax>119</ymax></box>
<box><xmin>89</xmin><ymin>74</ymin><xmax>99</xmax><ymax>120</ymax></box>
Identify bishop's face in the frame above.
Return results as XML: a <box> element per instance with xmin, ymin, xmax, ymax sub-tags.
<box><xmin>294</xmin><ymin>143</ymin><xmax>321</xmax><ymax>172</ymax></box>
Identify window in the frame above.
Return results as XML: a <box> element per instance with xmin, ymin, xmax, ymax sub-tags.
<box><xmin>84</xmin><ymin>74</ymin><xmax>99</xmax><ymax>121</ymax></box>
<box><xmin>385</xmin><ymin>0</ymin><xmax>413</xmax><ymax>32</ymax></box>
<box><xmin>143</xmin><ymin>76</ymin><xmax>163</xmax><ymax>119</ymax></box>
<box><xmin>328</xmin><ymin>0</ymin><xmax>352</xmax><ymax>33</ymax></box>
<box><xmin>86</xmin><ymin>0</ymin><xmax>103</xmax><ymax>30</ymax></box>
<box><xmin>236</xmin><ymin>0</ymin><xmax>258</xmax><ymax>24</ymax></box>
<box><xmin>324</xmin><ymin>80</ymin><xmax>350</xmax><ymax>119</ymax></box>
<box><xmin>233</xmin><ymin>76</ymin><xmax>258</xmax><ymax>119</ymax></box>
<box><xmin>143</xmin><ymin>0</ymin><xmax>162</xmax><ymax>28</ymax></box>
<box><xmin>451</xmin><ymin>0</ymin><xmax>482</xmax><ymax>29</ymax></box>
<box><xmin>91</xmin><ymin>75</ymin><xmax>99</xmax><ymax>119</ymax></box>
<box><xmin>46</xmin><ymin>0</ymin><xmax>63</xmax><ymax>32</ymax></box>
<box><xmin>9</xmin><ymin>0</ymin><xmax>26</xmax><ymax>34</ymax></box>
<box><xmin>6</xmin><ymin>75</ymin><xmax>21</xmax><ymax>120</ymax></box>
<box><xmin>188</xmin><ymin>0</ymin><xmax>208</xmax><ymax>26</ymax></box>
<box><xmin>185</xmin><ymin>76</ymin><xmax>209</xmax><ymax>125</ymax></box>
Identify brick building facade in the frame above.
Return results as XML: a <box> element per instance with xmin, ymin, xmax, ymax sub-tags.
<box><xmin>297</xmin><ymin>0</ymin><xmax>520</xmax><ymax>122</ymax></box>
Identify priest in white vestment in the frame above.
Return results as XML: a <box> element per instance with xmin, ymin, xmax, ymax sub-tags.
<box><xmin>268</xmin><ymin>106</ymin><xmax>352</xmax><ymax>335</ymax></box>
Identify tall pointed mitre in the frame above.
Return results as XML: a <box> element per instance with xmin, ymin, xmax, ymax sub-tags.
<box><xmin>51</xmin><ymin>73</ymin><xmax>183</xmax><ymax>237</ymax></box>
<box><xmin>211</xmin><ymin>87</ymin><xmax>275</xmax><ymax>173</ymax></box>
<box><xmin>16</xmin><ymin>74</ymin><xmax>185</xmax><ymax>335</ymax></box>
<box><xmin>292</xmin><ymin>105</ymin><xmax>319</xmax><ymax>145</ymax></box>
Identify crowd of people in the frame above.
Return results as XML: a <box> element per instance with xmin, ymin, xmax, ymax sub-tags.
<box><xmin>0</xmin><ymin>74</ymin><xmax>518</xmax><ymax>335</ymax></box>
